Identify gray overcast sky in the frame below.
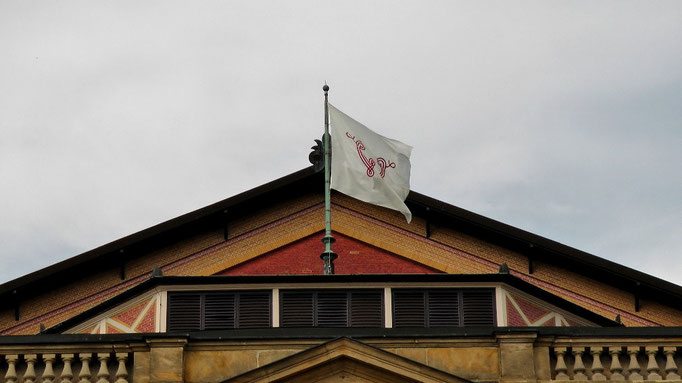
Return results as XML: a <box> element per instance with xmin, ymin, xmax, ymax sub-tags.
<box><xmin>1</xmin><ymin>1</ymin><xmax>680</xmax><ymax>286</ymax></box>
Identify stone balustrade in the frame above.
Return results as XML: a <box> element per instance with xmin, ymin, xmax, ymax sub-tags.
<box><xmin>0</xmin><ymin>352</ymin><xmax>131</xmax><ymax>383</ymax></box>
<box><xmin>0</xmin><ymin>329</ymin><xmax>680</xmax><ymax>383</ymax></box>
<box><xmin>551</xmin><ymin>345</ymin><xmax>681</xmax><ymax>381</ymax></box>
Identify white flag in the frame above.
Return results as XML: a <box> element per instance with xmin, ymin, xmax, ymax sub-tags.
<box><xmin>329</xmin><ymin>103</ymin><xmax>413</xmax><ymax>223</ymax></box>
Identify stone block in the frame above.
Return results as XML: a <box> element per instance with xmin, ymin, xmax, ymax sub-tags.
<box><xmin>257</xmin><ymin>350</ymin><xmax>299</xmax><ymax>366</ymax></box>
<box><xmin>426</xmin><ymin>347</ymin><xmax>500</xmax><ymax>381</ymax></box>
<box><xmin>133</xmin><ymin>352</ymin><xmax>151</xmax><ymax>383</ymax></box>
<box><xmin>391</xmin><ymin>348</ymin><xmax>427</xmax><ymax>365</ymax></box>
<box><xmin>497</xmin><ymin>334</ymin><xmax>537</xmax><ymax>382</ymax></box>
<box><xmin>533</xmin><ymin>345</ymin><xmax>552</xmax><ymax>380</ymax></box>
<box><xmin>500</xmin><ymin>343</ymin><xmax>536</xmax><ymax>380</ymax></box>
<box><xmin>184</xmin><ymin>350</ymin><xmax>259</xmax><ymax>383</ymax></box>
<box><xmin>150</xmin><ymin>347</ymin><xmax>184</xmax><ymax>383</ymax></box>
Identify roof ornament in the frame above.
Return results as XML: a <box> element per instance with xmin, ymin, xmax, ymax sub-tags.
<box><xmin>309</xmin><ymin>138</ymin><xmax>325</xmax><ymax>172</ymax></box>
<box><xmin>498</xmin><ymin>263</ymin><xmax>510</xmax><ymax>274</ymax></box>
<box><xmin>151</xmin><ymin>267</ymin><xmax>163</xmax><ymax>278</ymax></box>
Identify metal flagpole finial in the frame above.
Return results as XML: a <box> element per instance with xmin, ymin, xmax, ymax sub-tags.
<box><xmin>320</xmin><ymin>81</ymin><xmax>336</xmax><ymax>274</ymax></box>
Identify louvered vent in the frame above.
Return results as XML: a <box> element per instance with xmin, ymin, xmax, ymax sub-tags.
<box><xmin>393</xmin><ymin>290</ymin><xmax>426</xmax><ymax>327</ymax></box>
<box><xmin>167</xmin><ymin>291</ymin><xmax>271</xmax><ymax>331</ymax></box>
<box><xmin>168</xmin><ymin>288</ymin><xmax>493</xmax><ymax>330</ymax></box>
<box><xmin>393</xmin><ymin>288</ymin><xmax>495</xmax><ymax>328</ymax></box>
<box><xmin>204</xmin><ymin>292</ymin><xmax>235</xmax><ymax>330</ymax></box>
<box><xmin>237</xmin><ymin>291</ymin><xmax>271</xmax><ymax>328</ymax></box>
<box><xmin>167</xmin><ymin>293</ymin><xmax>201</xmax><ymax>331</ymax></box>
<box><xmin>349</xmin><ymin>290</ymin><xmax>383</xmax><ymax>327</ymax></box>
<box><xmin>317</xmin><ymin>291</ymin><xmax>348</xmax><ymax>327</ymax></box>
<box><xmin>462</xmin><ymin>289</ymin><xmax>495</xmax><ymax>326</ymax></box>
<box><xmin>427</xmin><ymin>289</ymin><xmax>459</xmax><ymax>327</ymax></box>
<box><xmin>280</xmin><ymin>289</ymin><xmax>383</xmax><ymax>328</ymax></box>
<box><xmin>280</xmin><ymin>291</ymin><xmax>314</xmax><ymax>327</ymax></box>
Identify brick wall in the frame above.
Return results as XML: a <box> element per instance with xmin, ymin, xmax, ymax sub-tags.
<box><xmin>219</xmin><ymin>232</ymin><xmax>439</xmax><ymax>275</ymax></box>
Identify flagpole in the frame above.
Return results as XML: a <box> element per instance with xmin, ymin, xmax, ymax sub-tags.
<box><xmin>320</xmin><ymin>84</ymin><xmax>337</xmax><ymax>275</ymax></box>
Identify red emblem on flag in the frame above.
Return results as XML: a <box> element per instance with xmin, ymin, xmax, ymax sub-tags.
<box><xmin>346</xmin><ymin>132</ymin><xmax>395</xmax><ymax>179</ymax></box>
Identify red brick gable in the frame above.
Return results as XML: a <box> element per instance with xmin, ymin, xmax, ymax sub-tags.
<box><xmin>217</xmin><ymin>232</ymin><xmax>439</xmax><ymax>275</ymax></box>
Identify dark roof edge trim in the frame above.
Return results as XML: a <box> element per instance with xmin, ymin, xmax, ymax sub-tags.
<box><xmin>5</xmin><ymin>327</ymin><xmax>682</xmax><ymax>346</ymax></box>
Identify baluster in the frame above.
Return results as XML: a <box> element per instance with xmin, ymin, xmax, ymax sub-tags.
<box><xmin>114</xmin><ymin>353</ymin><xmax>128</xmax><ymax>383</ymax></box>
<box><xmin>24</xmin><ymin>354</ymin><xmax>38</xmax><ymax>383</ymax></box>
<box><xmin>43</xmin><ymin>353</ymin><xmax>57</xmax><ymax>383</ymax></box>
<box><xmin>78</xmin><ymin>353</ymin><xmax>92</xmax><ymax>383</ymax></box>
<box><xmin>590</xmin><ymin>347</ymin><xmax>607</xmax><ymax>380</ymax></box>
<box><xmin>96</xmin><ymin>353</ymin><xmax>110</xmax><ymax>383</ymax></box>
<box><xmin>609</xmin><ymin>347</ymin><xmax>626</xmax><ymax>381</ymax></box>
<box><xmin>646</xmin><ymin>347</ymin><xmax>662</xmax><ymax>380</ymax></box>
<box><xmin>4</xmin><ymin>355</ymin><xmax>19</xmax><ymax>383</ymax></box>
<box><xmin>555</xmin><ymin>347</ymin><xmax>570</xmax><ymax>380</ymax></box>
<box><xmin>628</xmin><ymin>347</ymin><xmax>644</xmax><ymax>381</ymax></box>
<box><xmin>573</xmin><ymin>347</ymin><xmax>588</xmax><ymax>380</ymax></box>
<box><xmin>61</xmin><ymin>354</ymin><xmax>75</xmax><ymax>383</ymax></box>
<box><xmin>663</xmin><ymin>347</ymin><xmax>680</xmax><ymax>380</ymax></box>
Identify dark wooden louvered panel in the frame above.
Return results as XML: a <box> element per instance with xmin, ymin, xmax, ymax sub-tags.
<box><xmin>280</xmin><ymin>291</ymin><xmax>314</xmax><ymax>327</ymax></box>
<box><xmin>167</xmin><ymin>293</ymin><xmax>201</xmax><ymax>331</ymax></box>
<box><xmin>462</xmin><ymin>289</ymin><xmax>495</xmax><ymax>326</ymax></box>
<box><xmin>203</xmin><ymin>292</ymin><xmax>235</xmax><ymax>330</ymax></box>
<box><xmin>427</xmin><ymin>290</ymin><xmax>460</xmax><ymax>327</ymax></box>
<box><xmin>393</xmin><ymin>290</ymin><xmax>426</xmax><ymax>327</ymax></box>
<box><xmin>237</xmin><ymin>291</ymin><xmax>271</xmax><ymax>328</ymax></box>
<box><xmin>349</xmin><ymin>290</ymin><xmax>383</xmax><ymax>327</ymax></box>
<box><xmin>316</xmin><ymin>291</ymin><xmax>348</xmax><ymax>327</ymax></box>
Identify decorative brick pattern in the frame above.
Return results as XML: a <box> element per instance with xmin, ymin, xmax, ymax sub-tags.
<box><xmin>228</xmin><ymin>194</ymin><xmax>324</xmax><ymax>239</ymax></box>
<box><xmin>78</xmin><ymin>325</ymin><xmax>97</xmax><ymax>334</ymax></box>
<box><xmin>333</xmin><ymin>192</ymin><xmax>426</xmax><ymax>236</ymax></box>
<box><xmin>332</xmin><ymin>205</ymin><xmax>496</xmax><ymax>275</ymax></box>
<box><xmin>112</xmin><ymin>299</ymin><xmax>149</xmax><ymax>328</ymax></box>
<box><xmin>164</xmin><ymin>204</ymin><xmax>325</xmax><ymax>277</ymax></box>
<box><xmin>506</xmin><ymin>297</ymin><xmax>526</xmax><ymax>326</ymax></box>
<box><xmin>135</xmin><ymin>304</ymin><xmax>157</xmax><ymax>332</ymax></box>
<box><xmin>511</xmin><ymin>271</ymin><xmax>658</xmax><ymax>326</ymax></box>
<box><xmin>220</xmin><ymin>232</ymin><xmax>439</xmax><ymax>275</ymax></box>
<box><xmin>509</xmin><ymin>295</ymin><xmax>555</xmax><ymax>326</ymax></box>
<box><xmin>67</xmin><ymin>294</ymin><xmax>158</xmax><ymax>334</ymax></box>
<box><xmin>106</xmin><ymin>324</ymin><xmax>123</xmax><ymax>334</ymax></box>
<box><xmin>504</xmin><ymin>290</ymin><xmax>592</xmax><ymax>326</ymax></box>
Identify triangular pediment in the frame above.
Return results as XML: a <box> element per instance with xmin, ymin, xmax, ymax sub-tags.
<box><xmin>218</xmin><ymin>232</ymin><xmax>439</xmax><ymax>275</ymax></box>
<box><xmin>222</xmin><ymin>337</ymin><xmax>470</xmax><ymax>383</ymax></box>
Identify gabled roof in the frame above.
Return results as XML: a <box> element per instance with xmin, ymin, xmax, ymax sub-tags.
<box><xmin>2</xmin><ymin>165</ymin><xmax>682</xmax><ymax>311</ymax></box>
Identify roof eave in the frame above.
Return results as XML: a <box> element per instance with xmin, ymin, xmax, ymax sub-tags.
<box><xmin>0</xmin><ymin>166</ymin><xmax>321</xmax><ymax>299</ymax></box>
